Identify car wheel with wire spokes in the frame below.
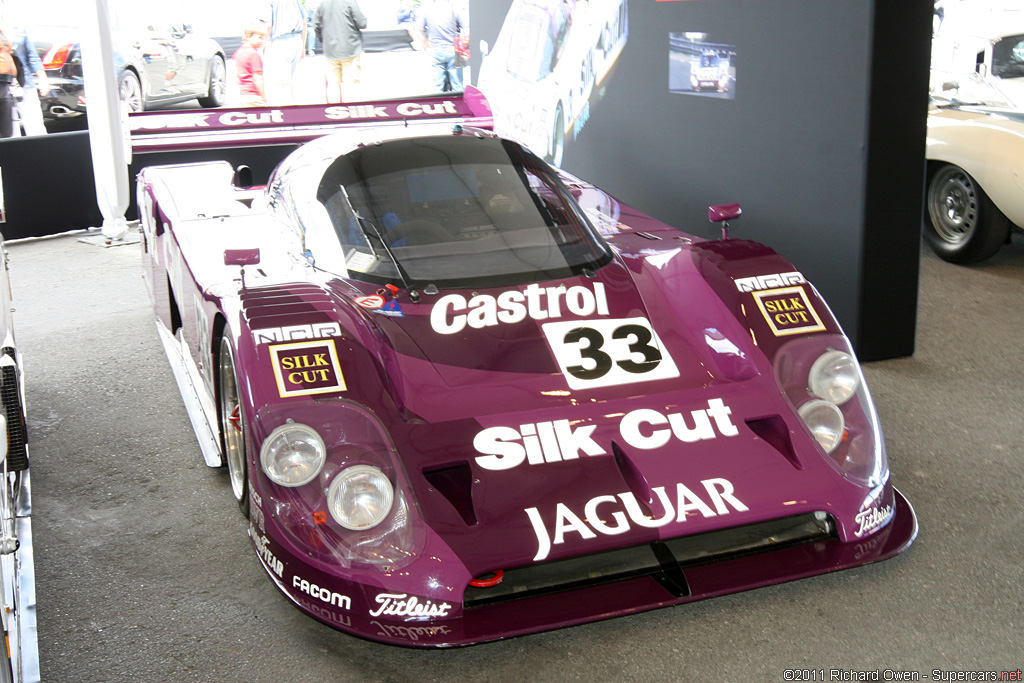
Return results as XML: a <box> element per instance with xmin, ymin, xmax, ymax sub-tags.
<box><xmin>218</xmin><ymin>333</ymin><xmax>249</xmax><ymax>518</ymax></box>
<box><xmin>924</xmin><ymin>163</ymin><xmax>1010</xmax><ymax>263</ymax></box>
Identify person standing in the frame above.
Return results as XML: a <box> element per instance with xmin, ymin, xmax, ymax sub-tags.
<box><xmin>8</xmin><ymin>24</ymin><xmax>49</xmax><ymax>135</ymax></box>
<box><xmin>416</xmin><ymin>0</ymin><xmax>468</xmax><ymax>93</ymax></box>
<box><xmin>0</xmin><ymin>27</ymin><xmax>15</xmax><ymax>138</ymax></box>
<box><xmin>262</xmin><ymin>0</ymin><xmax>307</xmax><ymax>104</ymax></box>
<box><xmin>315</xmin><ymin>0</ymin><xmax>366</xmax><ymax>104</ymax></box>
<box><xmin>232</xmin><ymin>24</ymin><xmax>268</xmax><ymax>106</ymax></box>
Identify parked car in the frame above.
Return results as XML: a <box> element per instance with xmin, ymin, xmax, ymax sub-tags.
<box><xmin>134</xmin><ymin>91</ymin><xmax>916</xmax><ymax>647</ymax></box>
<box><xmin>931</xmin><ymin>19</ymin><xmax>1024</xmax><ymax>108</ymax></box>
<box><xmin>33</xmin><ymin>20</ymin><xmax>226</xmax><ymax>119</ymax></box>
<box><xmin>477</xmin><ymin>0</ymin><xmax>628</xmax><ymax>166</ymax></box>
<box><xmin>925</xmin><ymin>75</ymin><xmax>1024</xmax><ymax>262</ymax></box>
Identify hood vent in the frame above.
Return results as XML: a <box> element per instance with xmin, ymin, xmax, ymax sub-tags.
<box><xmin>423</xmin><ymin>462</ymin><xmax>478</xmax><ymax>526</ymax></box>
<box><xmin>745</xmin><ymin>415</ymin><xmax>801</xmax><ymax>470</ymax></box>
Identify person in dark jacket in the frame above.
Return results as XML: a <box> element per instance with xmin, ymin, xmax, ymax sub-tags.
<box><xmin>315</xmin><ymin>0</ymin><xmax>367</xmax><ymax>103</ymax></box>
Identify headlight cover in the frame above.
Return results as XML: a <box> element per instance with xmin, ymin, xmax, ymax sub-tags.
<box><xmin>808</xmin><ymin>350</ymin><xmax>859</xmax><ymax>405</ymax></box>
<box><xmin>327</xmin><ymin>465</ymin><xmax>395</xmax><ymax>530</ymax></box>
<box><xmin>797</xmin><ymin>399</ymin><xmax>845</xmax><ymax>454</ymax></box>
<box><xmin>260</xmin><ymin>422</ymin><xmax>326</xmax><ymax>487</ymax></box>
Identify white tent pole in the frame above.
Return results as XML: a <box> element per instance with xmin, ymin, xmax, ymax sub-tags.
<box><xmin>81</xmin><ymin>0</ymin><xmax>130</xmax><ymax>242</ymax></box>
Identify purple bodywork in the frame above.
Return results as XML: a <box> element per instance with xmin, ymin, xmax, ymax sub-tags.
<box><xmin>136</xmin><ymin>89</ymin><xmax>916</xmax><ymax>647</ymax></box>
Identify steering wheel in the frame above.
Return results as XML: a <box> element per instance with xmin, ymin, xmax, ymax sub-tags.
<box><xmin>384</xmin><ymin>220</ymin><xmax>452</xmax><ymax>247</ymax></box>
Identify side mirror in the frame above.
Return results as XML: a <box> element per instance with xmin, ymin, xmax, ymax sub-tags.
<box><xmin>708</xmin><ymin>203</ymin><xmax>741</xmax><ymax>240</ymax></box>
<box><xmin>708</xmin><ymin>203</ymin><xmax>741</xmax><ymax>223</ymax></box>
<box><xmin>479</xmin><ymin>39</ymin><xmax>490</xmax><ymax>58</ymax></box>
<box><xmin>224</xmin><ymin>248</ymin><xmax>260</xmax><ymax>267</ymax></box>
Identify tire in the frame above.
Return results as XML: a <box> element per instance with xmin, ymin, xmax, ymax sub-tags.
<box><xmin>924</xmin><ymin>163</ymin><xmax>1011</xmax><ymax>264</ymax></box>
<box><xmin>197</xmin><ymin>55</ymin><xmax>226</xmax><ymax>108</ymax></box>
<box><xmin>218</xmin><ymin>334</ymin><xmax>249</xmax><ymax>518</ymax></box>
<box><xmin>118</xmin><ymin>70</ymin><xmax>145</xmax><ymax>113</ymax></box>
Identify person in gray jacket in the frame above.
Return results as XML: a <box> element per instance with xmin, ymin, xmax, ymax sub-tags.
<box><xmin>315</xmin><ymin>0</ymin><xmax>367</xmax><ymax>103</ymax></box>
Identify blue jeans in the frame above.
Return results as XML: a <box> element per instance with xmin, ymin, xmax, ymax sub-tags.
<box><xmin>431</xmin><ymin>51</ymin><xmax>463</xmax><ymax>92</ymax></box>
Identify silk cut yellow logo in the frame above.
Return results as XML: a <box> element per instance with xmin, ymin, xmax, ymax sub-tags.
<box><xmin>752</xmin><ymin>286</ymin><xmax>827</xmax><ymax>336</ymax></box>
<box><xmin>269</xmin><ymin>340</ymin><xmax>346</xmax><ymax>397</ymax></box>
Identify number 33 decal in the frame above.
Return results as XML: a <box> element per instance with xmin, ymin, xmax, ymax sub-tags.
<box><xmin>543</xmin><ymin>317</ymin><xmax>680</xmax><ymax>390</ymax></box>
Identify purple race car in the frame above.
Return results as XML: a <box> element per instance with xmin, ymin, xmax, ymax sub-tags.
<box><xmin>136</xmin><ymin>90</ymin><xmax>916</xmax><ymax>647</ymax></box>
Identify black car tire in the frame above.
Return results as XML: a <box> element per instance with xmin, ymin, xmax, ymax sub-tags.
<box><xmin>924</xmin><ymin>163</ymin><xmax>1010</xmax><ymax>264</ymax></box>
<box><xmin>198</xmin><ymin>55</ymin><xmax>227</xmax><ymax>108</ymax></box>
<box><xmin>217</xmin><ymin>333</ymin><xmax>249</xmax><ymax>518</ymax></box>
<box><xmin>118</xmin><ymin>69</ymin><xmax>145</xmax><ymax>113</ymax></box>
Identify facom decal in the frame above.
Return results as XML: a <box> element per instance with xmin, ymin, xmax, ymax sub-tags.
<box><xmin>526</xmin><ymin>477</ymin><xmax>749</xmax><ymax>561</ymax></box>
<box><xmin>473</xmin><ymin>399</ymin><xmax>738</xmax><ymax>471</ymax></box>
<box><xmin>292</xmin><ymin>575</ymin><xmax>352</xmax><ymax>609</ymax></box>
<box><xmin>734</xmin><ymin>271</ymin><xmax>805</xmax><ymax>292</ymax></box>
<box><xmin>269</xmin><ymin>339</ymin><xmax>346</xmax><ymax>397</ymax></box>
<box><xmin>430</xmin><ymin>282</ymin><xmax>609</xmax><ymax>334</ymax></box>
<box><xmin>853</xmin><ymin>503</ymin><xmax>893</xmax><ymax>538</ymax></box>
<box><xmin>543</xmin><ymin>317</ymin><xmax>680</xmax><ymax>390</ymax></box>
<box><xmin>369</xmin><ymin>593</ymin><xmax>453</xmax><ymax>618</ymax></box>
<box><xmin>251</xmin><ymin>526</ymin><xmax>284</xmax><ymax>577</ymax></box>
<box><xmin>752</xmin><ymin>286</ymin><xmax>827</xmax><ymax>336</ymax></box>
<box><xmin>253</xmin><ymin>322</ymin><xmax>342</xmax><ymax>344</ymax></box>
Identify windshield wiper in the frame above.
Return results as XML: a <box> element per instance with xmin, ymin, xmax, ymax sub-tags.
<box><xmin>336</xmin><ymin>184</ymin><xmax>421</xmax><ymax>302</ymax></box>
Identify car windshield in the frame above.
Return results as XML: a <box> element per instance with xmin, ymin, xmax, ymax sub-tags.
<box><xmin>992</xmin><ymin>33</ymin><xmax>1024</xmax><ymax>79</ymax></box>
<box><xmin>314</xmin><ymin>135</ymin><xmax>612</xmax><ymax>289</ymax></box>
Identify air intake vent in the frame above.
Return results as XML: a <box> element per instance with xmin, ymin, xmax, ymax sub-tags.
<box><xmin>1</xmin><ymin>362</ymin><xmax>28</xmax><ymax>472</ymax></box>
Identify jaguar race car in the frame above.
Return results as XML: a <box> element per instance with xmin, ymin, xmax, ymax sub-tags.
<box><xmin>136</xmin><ymin>90</ymin><xmax>916</xmax><ymax>647</ymax></box>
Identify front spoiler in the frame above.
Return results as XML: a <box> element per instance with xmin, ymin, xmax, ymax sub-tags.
<box><xmin>266</xmin><ymin>489</ymin><xmax>917</xmax><ymax>647</ymax></box>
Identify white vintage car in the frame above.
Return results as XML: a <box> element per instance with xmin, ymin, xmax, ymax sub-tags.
<box><xmin>924</xmin><ymin>77</ymin><xmax>1024</xmax><ymax>263</ymax></box>
<box><xmin>477</xmin><ymin>0</ymin><xmax>628</xmax><ymax>167</ymax></box>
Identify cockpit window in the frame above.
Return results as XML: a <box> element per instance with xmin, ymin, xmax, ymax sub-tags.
<box><xmin>315</xmin><ymin>135</ymin><xmax>612</xmax><ymax>289</ymax></box>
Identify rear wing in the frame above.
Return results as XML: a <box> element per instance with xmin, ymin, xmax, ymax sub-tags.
<box><xmin>129</xmin><ymin>86</ymin><xmax>493</xmax><ymax>154</ymax></box>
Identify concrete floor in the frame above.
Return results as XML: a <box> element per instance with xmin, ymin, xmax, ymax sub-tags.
<box><xmin>7</xmin><ymin>230</ymin><xmax>1023</xmax><ymax>682</ymax></box>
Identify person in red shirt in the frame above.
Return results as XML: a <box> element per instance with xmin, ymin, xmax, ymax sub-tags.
<box><xmin>233</xmin><ymin>24</ymin><xmax>269</xmax><ymax>106</ymax></box>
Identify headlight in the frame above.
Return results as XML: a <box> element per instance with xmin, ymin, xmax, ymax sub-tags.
<box><xmin>798</xmin><ymin>399</ymin><xmax>845</xmax><ymax>454</ymax></box>
<box><xmin>808</xmin><ymin>350</ymin><xmax>859</xmax><ymax>405</ymax></box>
<box><xmin>327</xmin><ymin>465</ymin><xmax>394</xmax><ymax>530</ymax></box>
<box><xmin>260</xmin><ymin>422</ymin><xmax>326</xmax><ymax>487</ymax></box>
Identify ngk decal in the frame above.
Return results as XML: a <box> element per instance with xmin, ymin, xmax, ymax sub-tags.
<box><xmin>543</xmin><ymin>317</ymin><xmax>679</xmax><ymax>390</ymax></box>
<box><xmin>473</xmin><ymin>399</ymin><xmax>738</xmax><ymax>471</ymax></box>
<box><xmin>430</xmin><ymin>282</ymin><xmax>608</xmax><ymax>334</ymax></box>
<box><xmin>525</xmin><ymin>477</ymin><xmax>749</xmax><ymax>561</ymax></box>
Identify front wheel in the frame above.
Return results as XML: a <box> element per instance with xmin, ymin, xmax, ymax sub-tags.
<box><xmin>197</xmin><ymin>55</ymin><xmax>226</xmax><ymax>108</ymax></box>
<box><xmin>218</xmin><ymin>334</ymin><xmax>249</xmax><ymax>518</ymax></box>
<box><xmin>924</xmin><ymin>163</ymin><xmax>1010</xmax><ymax>263</ymax></box>
<box><xmin>118</xmin><ymin>70</ymin><xmax>145</xmax><ymax>113</ymax></box>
